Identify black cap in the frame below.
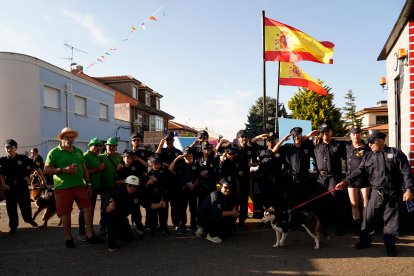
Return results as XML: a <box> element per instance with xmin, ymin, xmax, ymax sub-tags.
<box><xmin>131</xmin><ymin>133</ymin><xmax>142</xmax><ymax>140</ymax></box>
<box><xmin>197</xmin><ymin>130</ymin><xmax>209</xmax><ymax>139</ymax></box>
<box><xmin>236</xmin><ymin>129</ymin><xmax>248</xmax><ymax>138</ymax></box>
<box><xmin>349</xmin><ymin>127</ymin><xmax>361</xmax><ymax>134</ymax></box>
<box><xmin>164</xmin><ymin>131</ymin><xmax>175</xmax><ymax>140</ymax></box>
<box><xmin>319</xmin><ymin>123</ymin><xmax>331</xmax><ymax>133</ymax></box>
<box><xmin>202</xmin><ymin>143</ymin><xmax>212</xmax><ymax>150</ymax></box>
<box><xmin>122</xmin><ymin>149</ymin><xmax>134</xmax><ymax>157</ymax></box>
<box><xmin>367</xmin><ymin>130</ymin><xmax>386</xmax><ymax>143</ymax></box>
<box><xmin>267</xmin><ymin>132</ymin><xmax>279</xmax><ymax>141</ymax></box>
<box><xmin>219</xmin><ymin>177</ymin><xmax>232</xmax><ymax>188</ymax></box>
<box><xmin>149</xmin><ymin>154</ymin><xmax>162</xmax><ymax>164</ymax></box>
<box><xmin>224</xmin><ymin>145</ymin><xmax>236</xmax><ymax>154</ymax></box>
<box><xmin>182</xmin><ymin>147</ymin><xmax>193</xmax><ymax>156</ymax></box>
<box><xmin>4</xmin><ymin>139</ymin><xmax>17</xmax><ymax>147</ymax></box>
<box><xmin>290</xmin><ymin>127</ymin><xmax>303</xmax><ymax>136</ymax></box>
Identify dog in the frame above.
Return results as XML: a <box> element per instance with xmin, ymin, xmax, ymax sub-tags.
<box><xmin>31</xmin><ymin>186</ymin><xmax>61</xmax><ymax>228</ymax></box>
<box><xmin>262</xmin><ymin>206</ymin><xmax>328</xmax><ymax>249</ymax></box>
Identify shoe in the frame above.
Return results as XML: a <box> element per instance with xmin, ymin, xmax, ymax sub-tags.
<box><xmin>29</xmin><ymin>220</ymin><xmax>38</xmax><ymax>227</ymax></box>
<box><xmin>386</xmin><ymin>245</ymin><xmax>397</xmax><ymax>257</ymax></box>
<box><xmin>86</xmin><ymin>235</ymin><xmax>106</xmax><ymax>244</ymax></box>
<box><xmin>355</xmin><ymin>241</ymin><xmax>371</xmax><ymax>249</ymax></box>
<box><xmin>77</xmin><ymin>234</ymin><xmax>87</xmax><ymax>242</ymax></box>
<box><xmin>8</xmin><ymin>228</ymin><xmax>17</xmax><ymax>234</ymax></box>
<box><xmin>195</xmin><ymin>226</ymin><xmax>204</xmax><ymax>238</ymax></box>
<box><xmin>107</xmin><ymin>246</ymin><xmax>118</xmax><ymax>252</ymax></box>
<box><xmin>206</xmin><ymin>233</ymin><xmax>222</xmax><ymax>244</ymax></box>
<box><xmin>136</xmin><ymin>229</ymin><xmax>144</xmax><ymax>236</ymax></box>
<box><xmin>177</xmin><ymin>227</ymin><xmax>186</xmax><ymax>235</ymax></box>
<box><xmin>65</xmin><ymin>238</ymin><xmax>75</xmax><ymax>248</ymax></box>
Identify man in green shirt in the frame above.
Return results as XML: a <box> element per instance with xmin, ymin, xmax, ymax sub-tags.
<box><xmin>44</xmin><ymin>127</ymin><xmax>104</xmax><ymax>248</ymax></box>
<box><xmin>99</xmin><ymin>137</ymin><xmax>122</xmax><ymax>235</ymax></box>
<box><xmin>78</xmin><ymin>137</ymin><xmax>105</xmax><ymax>241</ymax></box>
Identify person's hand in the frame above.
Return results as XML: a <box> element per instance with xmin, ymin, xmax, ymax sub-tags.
<box><xmin>283</xmin><ymin>134</ymin><xmax>292</xmax><ymax>142</ymax></box>
<box><xmin>86</xmin><ymin>185</ymin><xmax>93</xmax><ymax>197</ymax></box>
<box><xmin>147</xmin><ymin>177</ymin><xmax>157</xmax><ymax>185</ymax></box>
<box><xmin>403</xmin><ymin>190</ymin><xmax>413</xmax><ymax>202</ymax></box>
<box><xmin>200</xmin><ymin>170</ymin><xmax>208</xmax><ymax>177</ymax></box>
<box><xmin>238</xmin><ymin>171</ymin><xmax>244</xmax><ymax>176</ymax></box>
<box><xmin>64</xmin><ymin>164</ymin><xmax>77</xmax><ymax>174</ymax></box>
<box><xmin>159</xmin><ymin>200</ymin><xmax>167</xmax><ymax>208</ymax></box>
<box><xmin>232</xmin><ymin>209</ymin><xmax>239</xmax><ymax>217</ymax></box>
<box><xmin>106</xmin><ymin>200</ymin><xmax>115</xmax><ymax>213</ymax></box>
<box><xmin>335</xmin><ymin>181</ymin><xmax>346</xmax><ymax>190</ymax></box>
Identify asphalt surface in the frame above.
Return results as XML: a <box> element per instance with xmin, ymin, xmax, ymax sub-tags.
<box><xmin>0</xmin><ymin>200</ymin><xmax>414</xmax><ymax>276</ymax></box>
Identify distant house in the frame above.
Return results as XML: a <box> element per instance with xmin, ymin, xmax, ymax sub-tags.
<box><xmin>168</xmin><ymin>121</ymin><xmax>198</xmax><ymax>137</ymax></box>
<box><xmin>93</xmin><ymin>76</ymin><xmax>174</xmax><ymax>135</ymax></box>
<box><xmin>356</xmin><ymin>100</ymin><xmax>389</xmax><ymax>144</ymax></box>
<box><xmin>0</xmin><ymin>52</ymin><xmax>131</xmax><ymax>157</ymax></box>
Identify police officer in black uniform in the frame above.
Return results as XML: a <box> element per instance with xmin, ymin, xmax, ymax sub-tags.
<box><xmin>189</xmin><ymin>130</ymin><xmax>209</xmax><ymax>160</ymax></box>
<box><xmin>336</xmin><ymin>130</ymin><xmax>414</xmax><ymax>256</ymax></box>
<box><xmin>234</xmin><ymin>129</ymin><xmax>258</xmax><ymax>227</ymax></box>
<box><xmin>130</xmin><ymin>133</ymin><xmax>150</xmax><ymax>175</ymax></box>
<box><xmin>0</xmin><ymin>139</ymin><xmax>47</xmax><ymax>233</ymax></box>
<box><xmin>273</xmin><ymin>127</ymin><xmax>316</xmax><ymax>209</ymax></box>
<box><xmin>197</xmin><ymin>143</ymin><xmax>220</xmax><ymax>203</ymax></box>
<box><xmin>313</xmin><ymin>123</ymin><xmax>347</xmax><ymax>235</ymax></box>
<box><xmin>250</xmin><ymin>132</ymin><xmax>282</xmax><ymax>209</ymax></box>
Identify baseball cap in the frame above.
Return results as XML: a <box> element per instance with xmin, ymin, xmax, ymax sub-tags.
<box><xmin>290</xmin><ymin>127</ymin><xmax>303</xmax><ymax>136</ymax></box>
<box><xmin>105</xmin><ymin>137</ymin><xmax>118</xmax><ymax>146</ymax></box>
<box><xmin>149</xmin><ymin>154</ymin><xmax>162</xmax><ymax>164</ymax></box>
<box><xmin>349</xmin><ymin>127</ymin><xmax>361</xmax><ymax>134</ymax></box>
<box><xmin>319</xmin><ymin>123</ymin><xmax>331</xmax><ymax>133</ymax></box>
<box><xmin>87</xmin><ymin>137</ymin><xmax>102</xmax><ymax>147</ymax></box>
<box><xmin>219</xmin><ymin>177</ymin><xmax>232</xmax><ymax>188</ymax></box>
<box><xmin>122</xmin><ymin>149</ymin><xmax>133</xmax><ymax>157</ymax></box>
<box><xmin>131</xmin><ymin>133</ymin><xmax>142</xmax><ymax>140</ymax></box>
<box><xmin>125</xmin><ymin>175</ymin><xmax>140</xmax><ymax>186</ymax></box>
<box><xmin>182</xmin><ymin>147</ymin><xmax>193</xmax><ymax>156</ymax></box>
<box><xmin>367</xmin><ymin>130</ymin><xmax>386</xmax><ymax>143</ymax></box>
<box><xmin>198</xmin><ymin>130</ymin><xmax>209</xmax><ymax>139</ymax></box>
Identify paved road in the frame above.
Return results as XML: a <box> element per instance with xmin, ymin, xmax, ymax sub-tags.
<box><xmin>0</xmin><ymin>201</ymin><xmax>413</xmax><ymax>276</ymax></box>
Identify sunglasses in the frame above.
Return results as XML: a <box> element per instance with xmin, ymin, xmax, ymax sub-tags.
<box><xmin>240</xmin><ymin>135</ymin><xmax>248</xmax><ymax>139</ymax></box>
<box><xmin>132</xmin><ymin>139</ymin><xmax>141</xmax><ymax>142</ymax></box>
<box><xmin>127</xmin><ymin>184</ymin><xmax>137</xmax><ymax>188</ymax></box>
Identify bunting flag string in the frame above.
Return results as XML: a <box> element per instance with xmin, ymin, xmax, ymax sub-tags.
<box><xmin>84</xmin><ymin>5</ymin><xmax>166</xmax><ymax>70</ymax></box>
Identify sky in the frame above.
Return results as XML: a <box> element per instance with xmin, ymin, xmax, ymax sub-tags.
<box><xmin>0</xmin><ymin>0</ymin><xmax>406</xmax><ymax>139</ymax></box>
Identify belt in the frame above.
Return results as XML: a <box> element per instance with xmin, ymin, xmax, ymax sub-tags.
<box><xmin>319</xmin><ymin>170</ymin><xmax>333</xmax><ymax>177</ymax></box>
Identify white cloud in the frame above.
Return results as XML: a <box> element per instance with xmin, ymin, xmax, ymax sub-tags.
<box><xmin>61</xmin><ymin>10</ymin><xmax>112</xmax><ymax>47</ymax></box>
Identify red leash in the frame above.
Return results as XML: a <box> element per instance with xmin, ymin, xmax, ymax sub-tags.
<box><xmin>291</xmin><ymin>188</ymin><xmax>337</xmax><ymax>210</ymax></box>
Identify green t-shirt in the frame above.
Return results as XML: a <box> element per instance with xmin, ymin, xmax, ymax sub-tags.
<box><xmin>45</xmin><ymin>145</ymin><xmax>85</xmax><ymax>190</ymax></box>
<box><xmin>99</xmin><ymin>152</ymin><xmax>122</xmax><ymax>188</ymax></box>
<box><xmin>84</xmin><ymin>150</ymin><xmax>102</xmax><ymax>190</ymax></box>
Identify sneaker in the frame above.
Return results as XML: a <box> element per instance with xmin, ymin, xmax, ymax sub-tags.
<box><xmin>65</xmin><ymin>238</ymin><xmax>75</xmax><ymax>248</ymax></box>
<box><xmin>77</xmin><ymin>234</ymin><xmax>87</xmax><ymax>242</ymax></box>
<box><xmin>206</xmin><ymin>233</ymin><xmax>222</xmax><ymax>244</ymax></box>
<box><xmin>195</xmin><ymin>226</ymin><xmax>204</xmax><ymax>238</ymax></box>
<box><xmin>107</xmin><ymin>246</ymin><xmax>118</xmax><ymax>252</ymax></box>
<box><xmin>86</xmin><ymin>235</ymin><xmax>106</xmax><ymax>244</ymax></box>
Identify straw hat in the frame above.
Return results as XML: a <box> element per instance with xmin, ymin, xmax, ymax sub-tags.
<box><xmin>57</xmin><ymin>127</ymin><xmax>78</xmax><ymax>141</ymax></box>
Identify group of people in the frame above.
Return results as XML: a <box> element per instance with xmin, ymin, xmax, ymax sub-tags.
<box><xmin>0</xmin><ymin>124</ymin><xmax>412</xmax><ymax>256</ymax></box>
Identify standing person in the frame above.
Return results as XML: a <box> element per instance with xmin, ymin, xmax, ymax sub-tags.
<box><xmin>44</xmin><ymin>128</ymin><xmax>104</xmax><ymax>248</ymax></box>
<box><xmin>313</xmin><ymin>123</ymin><xmax>347</xmax><ymax>235</ymax></box>
<box><xmin>197</xmin><ymin>143</ymin><xmax>220</xmax><ymax>204</ymax></box>
<box><xmin>29</xmin><ymin>148</ymin><xmax>44</xmax><ymax>170</ymax></box>
<box><xmin>234</xmin><ymin>129</ymin><xmax>258</xmax><ymax>227</ymax></box>
<box><xmin>189</xmin><ymin>130</ymin><xmax>209</xmax><ymax>159</ymax></box>
<box><xmin>0</xmin><ymin>139</ymin><xmax>46</xmax><ymax>233</ymax></box>
<box><xmin>272</xmin><ymin>127</ymin><xmax>317</xmax><ymax>209</ymax></box>
<box><xmin>169</xmin><ymin>147</ymin><xmax>200</xmax><ymax>234</ymax></box>
<box><xmin>156</xmin><ymin>131</ymin><xmax>182</xmax><ymax>229</ymax></box>
<box><xmin>197</xmin><ymin>177</ymin><xmax>239</xmax><ymax>244</ymax></box>
<box><xmin>335</xmin><ymin>130</ymin><xmax>413</xmax><ymax>257</ymax></box>
<box><xmin>130</xmin><ymin>133</ymin><xmax>150</xmax><ymax>175</ymax></box>
<box><xmin>99</xmin><ymin>137</ymin><xmax>123</xmax><ymax>235</ymax></box>
<box><xmin>78</xmin><ymin>137</ymin><xmax>105</xmax><ymax>241</ymax></box>
<box><xmin>250</xmin><ymin>133</ymin><xmax>282</xmax><ymax>210</ymax></box>
<box><xmin>345</xmin><ymin>127</ymin><xmax>371</xmax><ymax>232</ymax></box>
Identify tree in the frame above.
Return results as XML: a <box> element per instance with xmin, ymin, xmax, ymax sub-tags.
<box><xmin>288</xmin><ymin>81</ymin><xmax>346</xmax><ymax>136</ymax></box>
<box><xmin>245</xmin><ymin>96</ymin><xmax>287</xmax><ymax>137</ymax></box>
<box><xmin>342</xmin><ymin>89</ymin><xmax>362</xmax><ymax>129</ymax></box>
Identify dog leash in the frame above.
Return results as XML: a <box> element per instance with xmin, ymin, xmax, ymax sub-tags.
<box><xmin>291</xmin><ymin>188</ymin><xmax>337</xmax><ymax>210</ymax></box>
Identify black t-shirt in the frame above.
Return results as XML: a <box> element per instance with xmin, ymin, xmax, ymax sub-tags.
<box><xmin>279</xmin><ymin>140</ymin><xmax>315</xmax><ymax>175</ymax></box>
<box><xmin>160</xmin><ymin>147</ymin><xmax>182</xmax><ymax>165</ymax></box>
<box><xmin>173</xmin><ymin>159</ymin><xmax>200</xmax><ymax>190</ymax></box>
<box><xmin>0</xmin><ymin>154</ymin><xmax>39</xmax><ymax>184</ymax></box>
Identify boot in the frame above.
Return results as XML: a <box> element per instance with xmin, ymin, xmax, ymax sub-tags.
<box><xmin>355</xmin><ymin>231</ymin><xmax>371</xmax><ymax>249</ymax></box>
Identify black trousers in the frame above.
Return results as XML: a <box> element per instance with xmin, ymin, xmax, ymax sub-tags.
<box><xmin>178</xmin><ymin>189</ymin><xmax>198</xmax><ymax>228</ymax></box>
<box><xmin>147</xmin><ymin>204</ymin><xmax>169</xmax><ymax>230</ymax></box>
<box><xmin>5</xmin><ymin>183</ymin><xmax>33</xmax><ymax>230</ymax></box>
<box><xmin>237</xmin><ymin>175</ymin><xmax>249</xmax><ymax>223</ymax></box>
<box><xmin>198</xmin><ymin>215</ymin><xmax>236</xmax><ymax>238</ymax></box>
<box><xmin>106</xmin><ymin>212</ymin><xmax>133</xmax><ymax>249</ymax></box>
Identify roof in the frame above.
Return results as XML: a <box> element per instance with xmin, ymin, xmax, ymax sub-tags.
<box><xmin>356</xmin><ymin>105</ymin><xmax>388</xmax><ymax>116</ymax></box>
<box><xmin>168</xmin><ymin>121</ymin><xmax>198</xmax><ymax>134</ymax></box>
<box><xmin>361</xmin><ymin>124</ymin><xmax>389</xmax><ymax>132</ymax></box>
<box><xmin>72</xmin><ymin>70</ymin><xmax>119</xmax><ymax>94</ymax></box>
<box><xmin>378</xmin><ymin>0</ymin><xmax>414</xmax><ymax>60</ymax></box>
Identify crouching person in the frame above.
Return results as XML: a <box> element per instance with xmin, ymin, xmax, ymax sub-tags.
<box><xmin>105</xmin><ymin>175</ymin><xmax>146</xmax><ymax>252</ymax></box>
<box><xmin>197</xmin><ymin>177</ymin><xmax>239</xmax><ymax>244</ymax></box>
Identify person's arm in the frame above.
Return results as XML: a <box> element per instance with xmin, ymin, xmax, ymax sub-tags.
<box><xmin>106</xmin><ymin>197</ymin><xmax>116</xmax><ymax>213</ymax></box>
<box><xmin>272</xmin><ymin>134</ymin><xmax>291</xmax><ymax>153</ymax></box>
<box><xmin>156</xmin><ymin>139</ymin><xmax>166</xmax><ymax>153</ymax></box>
<box><xmin>168</xmin><ymin>155</ymin><xmax>183</xmax><ymax>173</ymax></box>
<box><xmin>35</xmin><ymin>168</ymin><xmax>47</xmax><ymax>186</ymax></box>
<box><xmin>250</xmin><ymin>134</ymin><xmax>269</xmax><ymax>144</ymax></box>
<box><xmin>302</xmin><ymin>130</ymin><xmax>320</xmax><ymax>141</ymax></box>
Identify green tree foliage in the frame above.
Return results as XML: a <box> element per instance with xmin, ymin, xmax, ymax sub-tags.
<box><xmin>342</xmin><ymin>89</ymin><xmax>362</xmax><ymax>129</ymax></box>
<box><xmin>245</xmin><ymin>96</ymin><xmax>287</xmax><ymax>137</ymax></box>
<box><xmin>288</xmin><ymin>82</ymin><xmax>346</xmax><ymax>136</ymax></box>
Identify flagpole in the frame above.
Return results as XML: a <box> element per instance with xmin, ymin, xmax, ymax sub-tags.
<box><xmin>262</xmin><ymin>10</ymin><xmax>267</xmax><ymax>133</ymax></box>
<box><xmin>275</xmin><ymin>61</ymin><xmax>280</xmax><ymax>134</ymax></box>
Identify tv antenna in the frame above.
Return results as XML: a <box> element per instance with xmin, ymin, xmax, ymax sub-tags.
<box><xmin>63</xmin><ymin>42</ymin><xmax>87</xmax><ymax>68</ymax></box>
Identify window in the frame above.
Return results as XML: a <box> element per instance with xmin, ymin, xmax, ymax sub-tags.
<box><xmin>376</xmin><ymin>115</ymin><xmax>388</xmax><ymax>125</ymax></box>
<box><xmin>145</xmin><ymin>92</ymin><xmax>150</xmax><ymax>106</ymax></box>
<box><xmin>135</xmin><ymin>114</ymin><xmax>143</xmax><ymax>125</ymax></box>
<box><xmin>149</xmin><ymin>115</ymin><xmax>164</xmax><ymax>131</ymax></box>
<box><xmin>156</xmin><ymin>98</ymin><xmax>160</xmax><ymax>110</ymax></box>
<box><xmin>75</xmin><ymin>96</ymin><xmax>87</xmax><ymax>116</ymax></box>
<box><xmin>132</xmin><ymin>86</ymin><xmax>138</xmax><ymax>99</ymax></box>
<box><xmin>100</xmin><ymin>103</ymin><xmax>108</xmax><ymax>120</ymax></box>
<box><xmin>44</xmin><ymin>86</ymin><xmax>60</xmax><ymax>109</ymax></box>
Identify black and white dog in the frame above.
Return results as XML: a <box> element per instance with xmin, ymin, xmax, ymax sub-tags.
<box><xmin>262</xmin><ymin>206</ymin><xmax>328</xmax><ymax>249</ymax></box>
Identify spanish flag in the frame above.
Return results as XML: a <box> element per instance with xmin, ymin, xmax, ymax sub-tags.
<box><xmin>279</xmin><ymin>62</ymin><xmax>327</xmax><ymax>96</ymax></box>
<box><xmin>264</xmin><ymin>17</ymin><xmax>334</xmax><ymax>64</ymax></box>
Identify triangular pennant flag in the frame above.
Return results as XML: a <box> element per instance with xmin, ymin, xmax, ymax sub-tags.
<box><xmin>149</xmin><ymin>15</ymin><xmax>157</xmax><ymax>21</ymax></box>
